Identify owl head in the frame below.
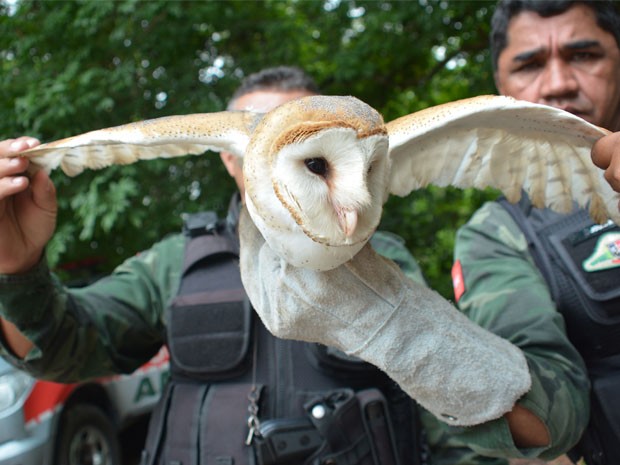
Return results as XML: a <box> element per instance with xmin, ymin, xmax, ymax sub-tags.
<box><xmin>243</xmin><ymin>95</ymin><xmax>392</xmax><ymax>270</ymax></box>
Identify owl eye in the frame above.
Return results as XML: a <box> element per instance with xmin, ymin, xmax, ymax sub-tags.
<box><xmin>304</xmin><ymin>157</ymin><xmax>328</xmax><ymax>176</ymax></box>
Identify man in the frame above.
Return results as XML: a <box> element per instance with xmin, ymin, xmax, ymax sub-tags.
<box><xmin>0</xmin><ymin>65</ymin><xmax>537</xmax><ymax>465</ymax></box>
<box><xmin>446</xmin><ymin>1</ymin><xmax>620</xmax><ymax>464</ymax></box>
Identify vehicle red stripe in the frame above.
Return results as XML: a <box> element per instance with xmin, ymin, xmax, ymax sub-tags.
<box><xmin>23</xmin><ymin>381</ymin><xmax>77</xmax><ymax>424</ymax></box>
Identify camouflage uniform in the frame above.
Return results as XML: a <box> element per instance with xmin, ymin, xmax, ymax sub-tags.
<box><xmin>429</xmin><ymin>200</ymin><xmax>591</xmax><ymax>464</ymax></box>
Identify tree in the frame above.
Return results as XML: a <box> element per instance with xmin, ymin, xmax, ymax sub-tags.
<box><xmin>0</xmin><ymin>0</ymin><xmax>498</xmax><ymax>296</ymax></box>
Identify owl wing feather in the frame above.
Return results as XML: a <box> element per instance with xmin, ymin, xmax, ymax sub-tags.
<box><xmin>386</xmin><ymin>95</ymin><xmax>618</xmax><ymax>224</ymax></box>
<box><xmin>15</xmin><ymin>111</ymin><xmax>261</xmax><ymax>176</ymax></box>
<box><xmin>7</xmin><ymin>95</ymin><xmax>619</xmax><ymax>225</ymax></box>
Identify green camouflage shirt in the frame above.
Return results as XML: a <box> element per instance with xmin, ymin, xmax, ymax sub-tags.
<box><xmin>429</xmin><ymin>200</ymin><xmax>590</xmax><ymax>464</ymax></box>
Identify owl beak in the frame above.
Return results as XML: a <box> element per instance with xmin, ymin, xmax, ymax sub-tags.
<box><xmin>337</xmin><ymin>208</ymin><xmax>358</xmax><ymax>238</ymax></box>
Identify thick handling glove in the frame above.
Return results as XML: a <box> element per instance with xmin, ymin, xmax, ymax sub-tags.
<box><xmin>238</xmin><ymin>208</ymin><xmax>531</xmax><ymax>426</ymax></box>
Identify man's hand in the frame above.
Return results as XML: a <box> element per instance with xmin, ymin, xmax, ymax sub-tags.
<box><xmin>592</xmin><ymin>132</ymin><xmax>620</xmax><ymax>210</ymax></box>
<box><xmin>0</xmin><ymin>137</ymin><xmax>57</xmax><ymax>274</ymax></box>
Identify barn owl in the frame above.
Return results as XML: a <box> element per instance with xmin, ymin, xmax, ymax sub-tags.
<box><xmin>11</xmin><ymin>95</ymin><xmax>617</xmax><ymax>270</ymax></box>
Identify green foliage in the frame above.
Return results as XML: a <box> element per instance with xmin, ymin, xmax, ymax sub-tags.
<box><xmin>0</xmin><ymin>0</ymin><xmax>499</xmax><ymax>297</ymax></box>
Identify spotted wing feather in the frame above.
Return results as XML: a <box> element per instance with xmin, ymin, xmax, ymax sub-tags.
<box><xmin>14</xmin><ymin>111</ymin><xmax>261</xmax><ymax>176</ymax></box>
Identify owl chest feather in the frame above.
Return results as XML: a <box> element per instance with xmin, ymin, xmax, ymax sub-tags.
<box><xmin>244</xmin><ymin>192</ymin><xmax>365</xmax><ymax>271</ymax></box>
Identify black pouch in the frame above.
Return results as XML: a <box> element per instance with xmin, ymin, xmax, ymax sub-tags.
<box><xmin>303</xmin><ymin>388</ymin><xmax>400</xmax><ymax>465</ymax></box>
<box><xmin>254</xmin><ymin>417</ymin><xmax>324</xmax><ymax>465</ymax></box>
<box><xmin>168</xmin><ymin>286</ymin><xmax>252</xmax><ymax>380</ymax></box>
<box><xmin>168</xmin><ymin>228</ymin><xmax>253</xmax><ymax>381</ymax></box>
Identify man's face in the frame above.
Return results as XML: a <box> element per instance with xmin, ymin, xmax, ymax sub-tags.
<box><xmin>495</xmin><ymin>4</ymin><xmax>620</xmax><ymax>131</ymax></box>
<box><xmin>220</xmin><ymin>89</ymin><xmax>316</xmax><ymax>197</ymax></box>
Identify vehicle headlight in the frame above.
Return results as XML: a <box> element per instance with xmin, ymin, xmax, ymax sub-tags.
<box><xmin>0</xmin><ymin>371</ymin><xmax>34</xmax><ymax>413</ymax></box>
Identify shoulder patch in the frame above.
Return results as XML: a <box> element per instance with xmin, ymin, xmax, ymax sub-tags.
<box><xmin>451</xmin><ymin>260</ymin><xmax>465</xmax><ymax>302</ymax></box>
<box><xmin>583</xmin><ymin>231</ymin><xmax>620</xmax><ymax>272</ymax></box>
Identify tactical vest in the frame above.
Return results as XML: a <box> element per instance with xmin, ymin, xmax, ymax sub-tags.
<box><xmin>141</xmin><ymin>209</ymin><xmax>427</xmax><ymax>465</ymax></box>
<box><xmin>500</xmin><ymin>196</ymin><xmax>620</xmax><ymax>465</ymax></box>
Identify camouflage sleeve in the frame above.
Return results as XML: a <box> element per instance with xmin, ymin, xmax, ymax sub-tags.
<box><xmin>0</xmin><ymin>233</ymin><xmax>185</xmax><ymax>382</ymax></box>
<box><xmin>370</xmin><ymin>230</ymin><xmax>427</xmax><ymax>285</ymax></box>
<box><xmin>426</xmin><ymin>201</ymin><xmax>590</xmax><ymax>464</ymax></box>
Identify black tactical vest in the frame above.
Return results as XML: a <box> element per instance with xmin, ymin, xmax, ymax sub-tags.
<box><xmin>141</xmin><ymin>205</ymin><xmax>427</xmax><ymax>465</ymax></box>
<box><xmin>500</xmin><ymin>195</ymin><xmax>620</xmax><ymax>465</ymax></box>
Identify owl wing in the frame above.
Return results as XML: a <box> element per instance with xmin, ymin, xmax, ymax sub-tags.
<box><xmin>14</xmin><ymin>111</ymin><xmax>262</xmax><ymax>177</ymax></box>
<box><xmin>386</xmin><ymin>95</ymin><xmax>618</xmax><ymax>224</ymax></box>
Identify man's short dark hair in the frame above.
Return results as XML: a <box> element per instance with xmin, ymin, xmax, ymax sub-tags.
<box><xmin>490</xmin><ymin>0</ymin><xmax>620</xmax><ymax>71</ymax></box>
<box><xmin>228</xmin><ymin>66</ymin><xmax>320</xmax><ymax>109</ymax></box>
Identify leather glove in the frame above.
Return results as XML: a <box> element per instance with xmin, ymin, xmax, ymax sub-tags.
<box><xmin>238</xmin><ymin>207</ymin><xmax>531</xmax><ymax>426</ymax></box>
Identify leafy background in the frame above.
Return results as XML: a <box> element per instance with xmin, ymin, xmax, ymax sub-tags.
<box><xmin>0</xmin><ymin>0</ymin><xmax>500</xmax><ymax>297</ymax></box>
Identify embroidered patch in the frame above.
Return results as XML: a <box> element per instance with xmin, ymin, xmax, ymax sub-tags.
<box><xmin>451</xmin><ymin>260</ymin><xmax>465</xmax><ymax>302</ymax></box>
<box><xmin>583</xmin><ymin>232</ymin><xmax>620</xmax><ymax>272</ymax></box>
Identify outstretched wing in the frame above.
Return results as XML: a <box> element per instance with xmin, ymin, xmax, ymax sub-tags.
<box><xmin>386</xmin><ymin>95</ymin><xmax>617</xmax><ymax>224</ymax></box>
<box><xmin>13</xmin><ymin>111</ymin><xmax>262</xmax><ymax>176</ymax></box>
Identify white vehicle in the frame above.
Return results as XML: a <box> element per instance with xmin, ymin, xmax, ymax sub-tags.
<box><xmin>0</xmin><ymin>347</ymin><xmax>169</xmax><ymax>465</ymax></box>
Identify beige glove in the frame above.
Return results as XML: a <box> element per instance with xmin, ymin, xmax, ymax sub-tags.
<box><xmin>239</xmin><ymin>208</ymin><xmax>531</xmax><ymax>426</ymax></box>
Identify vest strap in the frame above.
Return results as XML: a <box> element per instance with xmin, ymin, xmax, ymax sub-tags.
<box><xmin>201</xmin><ymin>383</ymin><xmax>262</xmax><ymax>465</ymax></box>
<box><xmin>168</xmin><ymin>211</ymin><xmax>251</xmax><ymax>381</ymax></box>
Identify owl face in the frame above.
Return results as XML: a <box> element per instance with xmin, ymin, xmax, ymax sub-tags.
<box><xmin>243</xmin><ymin>95</ymin><xmax>390</xmax><ymax>270</ymax></box>
<box><xmin>272</xmin><ymin>128</ymin><xmax>390</xmax><ymax>246</ymax></box>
